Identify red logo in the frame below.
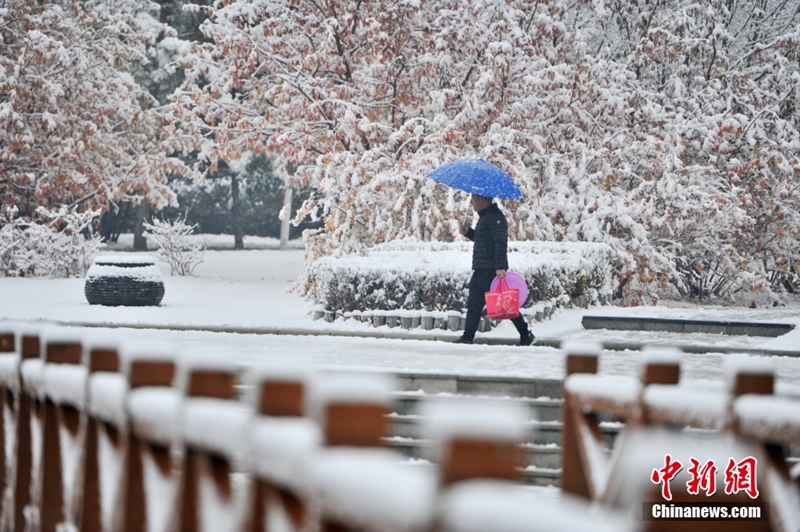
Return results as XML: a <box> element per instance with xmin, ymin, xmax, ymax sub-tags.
<box><xmin>651</xmin><ymin>456</ymin><xmax>758</xmax><ymax>500</ymax></box>
<box><xmin>651</xmin><ymin>454</ymin><xmax>683</xmax><ymax>501</ymax></box>
<box><xmin>687</xmin><ymin>458</ymin><xmax>717</xmax><ymax>496</ymax></box>
<box><xmin>724</xmin><ymin>457</ymin><xmax>759</xmax><ymax>499</ymax></box>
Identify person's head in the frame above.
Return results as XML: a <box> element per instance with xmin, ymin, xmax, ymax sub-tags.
<box><xmin>470</xmin><ymin>194</ymin><xmax>493</xmax><ymax>212</ymax></box>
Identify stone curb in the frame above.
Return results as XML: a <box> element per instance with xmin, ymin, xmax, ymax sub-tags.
<box><xmin>10</xmin><ymin>319</ymin><xmax>799</xmax><ymax>358</ymax></box>
<box><xmin>582</xmin><ymin>315</ymin><xmax>794</xmax><ymax>338</ymax></box>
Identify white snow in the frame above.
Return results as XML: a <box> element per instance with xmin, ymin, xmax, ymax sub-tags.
<box><xmin>142</xmin><ymin>449</ymin><xmax>177</xmax><ymax>532</ymax></box>
<box><xmin>310</xmin><ymin>447</ymin><xmax>438</xmax><ymax>532</ymax></box>
<box><xmin>248</xmin><ymin>417</ymin><xmax>322</xmax><ymax>494</ymax></box>
<box><xmin>564</xmin><ymin>374</ymin><xmax>641</xmax><ymax>406</ymax></box>
<box><xmin>43</xmin><ymin>364</ymin><xmax>88</xmax><ymax>408</ymax></box>
<box><xmin>0</xmin><ymin>248</ymin><xmax>799</xmax><ymax>531</ymax></box>
<box><xmin>643</xmin><ymin>384</ymin><xmax>728</xmax><ymax>429</ymax></box>
<box><xmin>59</xmin><ymin>424</ymin><xmax>82</xmax><ymax>520</ymax></box>
<box><xmin>198</xmin><ymin>471</ymin><xmax>248</xmax><ymax>532</ymax></box>
<box><xmin>119</xmin><ymin>343</ymin><xmax>178</xmax><ymax>375</ymax></box>
<box><xmin>436</xmin><ymin>479</ymin><xmax>631</xmax><ymax>532</ymax></box>
<box><xmin>0</xmin><ymin>353</ymin><xmax>21</xmax><ymax>391</ymax></box>
<box><xmin>86</xmin><ymin>263</ymin><xmax>164</xmax><ymax>282</ymax></box>
<box><xmin>307</xmin><ymin>372</ymin><xmax>396</xmax><ymax>424</ymax></box>
<box><xmin>640</xmin><ymin>345</ymin><xmax>683</xmax><ymax>365</ymax></box>
<box><xmin>733</xmin><ymin>395</ymin><xmax>800</xmax><ymax>438</ymax></box>
<box><xmin>578</xmin><ymin>420</ymin><xmax>613</xmax><ymax>498</ymax></box>
<box><xmin>560</xmin><ymin>339</ymin><xmax>603</xmax><ymax>356</ymax></box>
<box><xmin>420</xmin><ymin>398</ymin><xmax>530</xmax><ymax>459</ymax></box>
<box><xmin>175</xmin><ymin>349</ymin><xmax>240</xmax><ymax>394</ymax></box>
<box><xmin>766</xmin><ymin>467</ymin><xmax>800</xmax><ymax>532</ymax></box>
<box><xmin>723</xmin><ymin>354</ymin><xmax>777</xmax><ymax>390</ymax></box>
<box><xmin>98</xmin><ymin>425</ymin><xmax>124</xmax><ymax>532</ymax></box>
<box><xmin>182</xmin><ymin>398</ymin><xmax>251</xmax><ymax>463</ymax></box>
<box><xmin>88</xmin><ymin>372</ymin><xmax>128</xmax><ymax>427</ymax></box>
<box><xmin>21</xmin><ymin>359</ymin><xmax>46</xmax><ymax>399</ymax></box>
<box><xmin>93</xmin><ymin>255</ymin><xmax>157</xmax><ymax>266</ymax></box>
<box><xmin>126</xmin><ymin>387</ymin><xmax>182</xmax><ymax>445</ymax></box>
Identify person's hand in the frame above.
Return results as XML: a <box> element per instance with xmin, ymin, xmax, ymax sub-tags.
<box><xmin>496</xmin><ymin>269</ymin><xmax>506</xmax><ymax>279</ymax></box>
<box><xmin>459</xmin><ymin>224</ymin><xmax>469</xmax><ymax>236</ymax></box>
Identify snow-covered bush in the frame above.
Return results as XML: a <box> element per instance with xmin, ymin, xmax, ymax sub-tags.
<box><xmin>308</xmin><ymin>242</ymin><xmax>616</xmax><ymax>313</ymax></box>
<box><xmin>0</xmin><ymin>206</ymin><xmax>102</xmax><ymax>278</ymax></box>
<box><xmin>144</xmin><ymin>216</ymin><xmax>207</xmax><ymax>276</ymax></box>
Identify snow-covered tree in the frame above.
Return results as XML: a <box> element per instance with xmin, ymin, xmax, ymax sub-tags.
<box><xmin>174</xmin><ymin>0</ymin><xmax>800</xmax><ymax>302</ymax></box>
<box><xmin>0</xmin><ymin>0</ymin><xmax>196</xmax><ymax>218</ymax></box>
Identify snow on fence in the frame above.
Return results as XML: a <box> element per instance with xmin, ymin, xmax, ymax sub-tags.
<box><xmin>560</xmin><ymin>341</ymin><xmax>800</xmax><ymax>531</ymax></box>
<box><xmin>308</xmin><ymin>242</ymin><xmax>616</xmax><ymax>329</ymax></box>
<box><xmin>2</xmin><ymin>323</ymin><xmax>798</xmax><ymax>532</ymax></box>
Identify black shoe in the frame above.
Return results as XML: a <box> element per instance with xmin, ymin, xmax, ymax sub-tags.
<box><xmin>454</xmin><ymin>336</ymin><xmax>474</xmax><ymax>344</ymax></box>
<box><xmin>520</xmin><ymin>332</ymin><xmax>536</xmax><ymax>346</ymax></box>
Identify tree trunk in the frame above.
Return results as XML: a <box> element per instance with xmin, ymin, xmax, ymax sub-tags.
<box><xmin>231</xmin><ymin>174</ymin><xmax>244</xmax><ymax>250</ymax></box>
<box><xmin>280</xmin><ymin>187</ymin><xmax>293</xmax><ymax>250</ymax></box>
<box><xmin>133</xmin><ymin>200</ymin><xmax>150</xmax><ymax>251</ymax></box>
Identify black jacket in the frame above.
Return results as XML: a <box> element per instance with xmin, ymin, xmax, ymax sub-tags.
<box><xmin>464</xmin><ymin>203</ymin><xmax>509</xmax><ymax>271</ymax></box>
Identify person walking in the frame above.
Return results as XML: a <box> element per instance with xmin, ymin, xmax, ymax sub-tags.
<box><xmin>455</xmin><ymin>194</ymin><xmax>536</xmax><ymax>346</ymax></box>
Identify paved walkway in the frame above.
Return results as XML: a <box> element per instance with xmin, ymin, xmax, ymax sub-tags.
<box><xmin>50</xmin><ymin>316</ymin><xmax>799</xmax><ymax>358</ymax></box>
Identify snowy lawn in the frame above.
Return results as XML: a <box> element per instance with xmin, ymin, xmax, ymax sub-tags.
<box><xmin>2</xmin><ymin>247</ymin><xmax>800</xmax><ymax>388</ymax></box>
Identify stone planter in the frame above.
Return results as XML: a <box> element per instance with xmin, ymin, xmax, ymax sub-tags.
<box><xmin>85</xmin><ymin>256</ymin><xmax>165</xmax><ymax>307</ymax></box>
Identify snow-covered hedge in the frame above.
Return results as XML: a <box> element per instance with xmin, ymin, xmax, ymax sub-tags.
<box><xmin>0</xmin><ymin>206</ymin><xmax>102</xmax><ymax>278</ymax></box>
<box><xmin>308</xmin><ymin>241</ymin><xmax>617</xmax><ymax>313</ymax></box>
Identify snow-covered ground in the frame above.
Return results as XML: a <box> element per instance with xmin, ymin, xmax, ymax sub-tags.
<box><xmin>2</xmin><ymin>246</ymin><xmax>800</xmax><ymax>390</ymax></box>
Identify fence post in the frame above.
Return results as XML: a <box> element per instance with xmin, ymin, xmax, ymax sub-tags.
<box><xmin>175</xmin><ymin>367</ymin><xmax>239</xmax><ymax>532</ymax></box>
<box><xmin>560</xmin><ymin>341</ymin><xmax>601</xmax><ymax>499</ymax></box>
<box><xmin>246</xmin><ymin>372</ymin><xmax>317</xmax><ymax>532</ymax></box>
<box><xmin>118</xmin><ymin>358</ymin><xmax>177</xmax><ymax>532</ymax></box>
<box><xmin>0</xmin><ymin>327</ymin><xmax>18</xmax><ymax>525</ymax></box>
<box><xmin>78</xmin><ymin>343</ymin><xmax>121</xmax><ymax>532</ymax></box>
<box><xmin>39</xmin><ymin>335</ymin><xmax>85</xmax><ymax>532</ymax></box>
<box><xmin>13</xmin><ymin>331</ymin><xmax>41</xmax><ymax>532</ymax></box>
<box><xmin>638</xmin><ymin>349</ymin><xmax>681</xmax><ymax>426</ymax></box>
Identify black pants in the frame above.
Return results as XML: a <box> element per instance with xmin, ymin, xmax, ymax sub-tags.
<box><xmin>463</xmin><ymin>269</ymin><xmax>530</xmax><ymax>340</ymax></box>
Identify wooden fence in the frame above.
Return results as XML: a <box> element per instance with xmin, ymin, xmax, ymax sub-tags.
<box><xmin>0</xmin><ymin>324</ymin><xmax>628</xmax><ymax>532</ymax></box>
<box><xmin>561</xmin><ymin>341</ymin><xmax>800</xmax><ymax>532</ymax></box>
<box><xmin>2</xmin><ymin>324</ymin><xmax>797</xmax><ymax>532</ymax></box>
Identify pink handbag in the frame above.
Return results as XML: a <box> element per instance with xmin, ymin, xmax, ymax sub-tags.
<box><xmin>485</xmin><ymin>277</ymin><xmax>520</xmax><ymax>320</ymax></box>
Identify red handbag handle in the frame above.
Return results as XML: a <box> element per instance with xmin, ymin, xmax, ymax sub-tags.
<box><xmin>496</xmin><ymin>277</ymin><xmax>509</xmax><ymax>292</ymax></box>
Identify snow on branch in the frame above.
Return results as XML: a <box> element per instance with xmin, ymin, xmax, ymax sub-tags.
<box><xmin>174</xmin><ymin>0</ymin><xmax>800</xmax><ymax>306</ymax></box>
<box><xmin>144</xmin><ymin>215</ymin><xmax>207</xmax><ymax>276</ymax></box>
<box><xmin>0</xmin><ymin>205</ymin><xmax>102</xmax><ymax>278</ymax></box>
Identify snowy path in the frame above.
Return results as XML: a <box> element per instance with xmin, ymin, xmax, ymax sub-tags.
<box><xmin>6</xmin><ymin>324</ymin><xmax>798</xmax><ymax>395</ymax></box>
<box><xmin>2</xmin><ymin>248</ymin><xmax>800</xmax><ymax>389</ymax></box>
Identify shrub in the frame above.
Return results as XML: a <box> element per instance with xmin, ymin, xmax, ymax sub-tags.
<box><xmin>0</xmin><ymin>206</ymin><xmax>102</xmax><ymax>278</ymax></box>
<box><xmin>307</xmin><ymin>241</ymin><xmax>618</xmax><ymax>313</ymax></box>
<box><xmin>144</xmin><ymin>215</ymin><xmax>207</xmax><ymax>276</ymax></box>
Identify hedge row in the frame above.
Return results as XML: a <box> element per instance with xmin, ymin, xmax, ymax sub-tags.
<box><xmin>308</xmin><ymin>241</ymin><xmax>616</xmax><ymax>313</ymax></box>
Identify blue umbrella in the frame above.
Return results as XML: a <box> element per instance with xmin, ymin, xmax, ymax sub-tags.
<box><xmin>427</xmin><ymin>158</ymin><xmax>523</xmax><ymax>200</ymax></box>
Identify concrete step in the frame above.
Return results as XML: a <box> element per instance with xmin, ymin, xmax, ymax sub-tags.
<box><xmin>385</xmin><ymin>437</ymin><xmax>563</xmax><ymax>470</ymax></box>
<box><xmin>523</xmin><ymin>467</ymin><xmax>561</xmax><ymax>487</ymax></box>
<box><xmin>393</xmin><ymin>373</ymin><xmax>563</xmax><ymax>400</ymax></box>
<box><xmin>388</xmin><ymin>415</ymin><xmax>622</xmax><ymax>446</ymax></box>
<box><xmin>391</xmin><ymin>391</ymin><xmax>563</xmax><ymax>422</ymax></box>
